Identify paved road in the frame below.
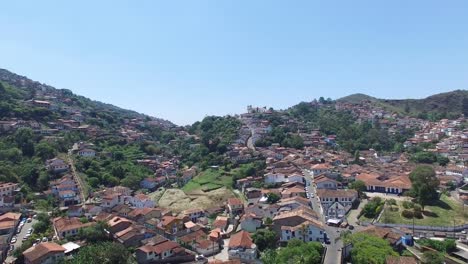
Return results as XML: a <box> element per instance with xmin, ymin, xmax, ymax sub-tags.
<box><xmin>302</xmin><ymin>169</ymin><xmax>343</xmax><ymax>263</ymax></box>
<box><xmin>212</xmin><ymin>238</ymin><xmax>229</xmax><ymax>261</ymax></box>
<box><xmin>67</xmin><ymin>150</ymin><xmax>86</xmax><ymax>204</ymax></box>
<box><xmin>246</xmin><ymin>125</ymin><xmax>256</xmax><ymax>151</ymax></box>
<box><xmin>5</xmin><ymin>218</ymin><xmax>38</xmax><ymax>263</ymax></box>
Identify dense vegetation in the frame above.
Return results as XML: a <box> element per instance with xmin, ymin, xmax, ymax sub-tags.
<box><xmin>346</xmin><ymin>233</ymin><xmax>398</xmax><ymax>264</ymax></box>
<box><xmin>409</xmin><ymin>166</ymin><xmax>440</xmax><ymax>210</ymax></box>
<box><xmin>261</xmin><ymin>239</ymin><xmax>324</xmax><ymax>264</ymax></box>
<box><xmin>418</xmin><ymin>238</ymin><xmax>456</xmax><ymax>253</ymax></box>
<box><xmin>63</xmin><ymin>242</ymin><xmax>135</xmax><ymax>264</ymax></box>
<box><xmin>287</xmin><ymin>103</ymin><xmax>412</xmax><ymax>153</ymax></box>
<box><xmin>338</xmin><ymin>90</ymin><xmax>468</xmax><ymax>121</ymax></box>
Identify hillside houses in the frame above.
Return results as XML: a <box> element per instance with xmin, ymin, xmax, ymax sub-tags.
<box><xmin>45</xmin><ymin>158</ymin><xmax>69</xmax><ymax>173</ymax></box>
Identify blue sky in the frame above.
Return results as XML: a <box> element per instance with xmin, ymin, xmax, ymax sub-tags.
<box><xmin>1</xmin><ymin>1</ymin><xmax>467</xmax><ymax>125</ymax></box>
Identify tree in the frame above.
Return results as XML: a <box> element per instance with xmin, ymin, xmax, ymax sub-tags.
<box><xmin>349</xmin><ymin>233</ymin><xmax>398</xmax><ymax>264</ymax></box>
<box><xmin>63</xmin><ymin>242</ymin><xmax>133</xmax><ymax>264</ymax></box>
<box><xmin>14</xmin><ymin>128</ymin><xmax>35</xmax><ymax>157</ymax></box>
<box><xmin>77</xmin><ymin>222</ymin><xmax>110</xmax><ymax>243</ymax></box>
<box><xmin>35</xmin><ymin>142</ymin><xmax>57</xmax><ymax>161</ymax></box>
<box><xmin>266</xmin><ymin>193</ymin><xmax>280</xmax><ymax>204</ymax></box>
<box><xmin>422</xmin><ymin>251</ymin><xmax>444</xmax><ymax>264</ymax></box>
<box><xmin>463</xmin><ymin>97</ymin><xmax>468</xmax><ymax>117</ymax></box>
<box><xmin>409</xmin><ymin>166</ymin><xmax>440</xmax><ymax>210</ymax></box>
<box><xmin>436</xmin><ymin>155</ymin><xmax>450</xmax><ymax>166</ymax></box>
<box><xmin>262</xmin><ymin>239</ymin><xmax>323</xmax><ymax>264</ymax></box>
<box><xmin>252</xmin><ymin>229</ymin><xmax>278</xmax><ymax>251</ymax></box>
<box><xmin>350</xmin><ymin>180</ymin><xmax>366</xmax><ymax>198</ymax></box>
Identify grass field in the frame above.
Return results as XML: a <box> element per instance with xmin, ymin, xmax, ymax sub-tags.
<box><xmin>182</xmin><ymin>169</ymin><xmax>233</xmax><ymax>193</ymax></box>
<box><xmin>379</xmin><ymin>195</ymin><xmax>468</xmax><ymax>226</ymax></box>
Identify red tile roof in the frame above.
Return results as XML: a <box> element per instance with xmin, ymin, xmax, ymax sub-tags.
<box><xmin>228</xmin><ymin>231</ymin><xmax>254</xmax><ymax>249</ymax></box>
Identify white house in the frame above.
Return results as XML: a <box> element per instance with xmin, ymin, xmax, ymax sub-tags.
<box><xmin>129</xmin><ymin>194</ymin><xmax>156</xmax><ymax>208</ymax></box>
<box><xmin>100</xmin><ymin>194</ymin><xmax>124</xmax><ymax>209</ymax></box>
<box><xmin>314</xmin><ymin>176</ymin><xmax>339</xmax><ymax>190</ymax></box>
<box><xmin>228</xmin><ymin>231</ymin><xmax>258</xmax><ymax>263</ymax></box>
<box><xmin>264</xmin><ymin>172</ymin><xmax>287</xmax><ymax>185</ymax></box>
<box><xmin>0</xmin><ymin>182</ymin><xmax>19</xmax><ymax>197</ymax></box>
<box><xmin>240</xmin><ymin>213</ymin><xmax>263</xmax><ymax>233</ymax></box>
<box><xmin>45</xmin><ymin>158</ymin><xmax>69</xmax><ymax>173</ymax></box>
<box><xmin>280</xmin><ymin>221</ymin><xmax>326</xmax><ymax>243</ymax></box>
<box><xmin>316</xmin><ymin>189</ymin><xmax>358</xmax><ymax>219</ymax></box>
<box><xmin>310</xmin><ymin>163</ymin><xmax>331</xmax><ymax>176</ymax></box>
<box><xmin>77</xmin><ymin>148</ymin><xmax>96</xmax><ymax>157</ymax></box>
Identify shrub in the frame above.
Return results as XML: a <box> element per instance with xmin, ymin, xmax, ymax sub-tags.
<box><xmin>402</xmin><ymin>201</ymin><xmax>414</xmax><ymax>209</ymax></box>
<box><xmin>413</xmin><ymin>204</ymin><xmax>422</xmax><ymax>212</ymax></box>
<box><xmin>401</xmin><ymin>210</ymin><xmax>414</xmax><ymax>218</ymax></box>
<box><xmin>387</xmin><ymin>199</ymin><xmax>397</xmax><ymax>206</ymax></box>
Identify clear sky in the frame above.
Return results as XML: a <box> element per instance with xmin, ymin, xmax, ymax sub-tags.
<box><xmin>1</xmin><ymin>1</ymin><xmax>467</xmax><ymax>125</ymax></box>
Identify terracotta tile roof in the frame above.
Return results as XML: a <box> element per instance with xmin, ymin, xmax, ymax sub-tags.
<box><xmin>128</xmin><ymin>207</ymin><xmax>160</xmax><ymax>218</ymax></box>
<box><xmin>227</xmin><ymin>198</ymin><xmax>243</xmax><ymax>206</ymax></box>
<box><xmin>138</xmin><ymin>240</ymin><xmax>182</xmax><ymax>254</ymax></box>
<box><xmin>311</xmin><ymin>163</ymin><xmax>331</xmax><ymax>170</ymax></box>
<box><xmin>360</xmin><ymin>226</ymin><xmax>402</xmax><ymax>244</ymax></box>
<box><xmin>228</xmin><ymin>231</ymin><xmax>254</xmax><ymax>249</ymax></box>
<box><xmin>316</xmin><ymin>189</ymin><xmax>358</xmax><ymax>199</ymax></box>
<box><xmin>212</xmin><ymin>216</ymin><xmax>229</xmax><ymax>229</ymax></box>
<box><xmin>23</xmin><ymin>242</ymin><xmax>65</xmax><ymax>263</ymax></box>
<box><xmin>107</xmin><ymin>216</ymin><xmax>133</xmax><ymax>227</ymax></box>
<box><xmin>53</xmin><ymin>217</ymin><xmax>94</xmax><ymax>233</ymax></box>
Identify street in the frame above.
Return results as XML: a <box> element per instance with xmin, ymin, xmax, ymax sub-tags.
<box><xmin>212</xmin><ymin>238</ymin><xmax>229</xmax><ymax>261</ymax></box>
<box><xmin>302</xmin><ymin>169</ymin><xmax>343</xmax><ymax>264</ymax></box>
<box><xmin>5</xmin><ymin>217</ymin><xmax>38</xmax><ymax>264</ymax></box>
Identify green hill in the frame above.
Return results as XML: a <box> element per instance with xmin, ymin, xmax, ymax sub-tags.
<box><xmin>338</xmin><ymin>90</ymin><xmax>468</xmax><ymax>118</ymax></box>
<box><xmin>336</xmin><ymin>93</ymin><xmax>378</xmax><ymax>103</ymax></box>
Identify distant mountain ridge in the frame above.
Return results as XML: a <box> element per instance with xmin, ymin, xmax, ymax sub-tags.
<box><xmin>0</xmin><ymin>68</ymin><xmax>175</xmax><ymax>128</ymax></box>
<box><xmin>338</xmin><ymin>90</ymin><xmax>468</xmax><ymax>117</ymax></box>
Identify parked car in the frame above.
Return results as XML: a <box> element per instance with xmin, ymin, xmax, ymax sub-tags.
<box><xmin>42</xmin><ymin>237</ymin><xmax>48</xmax><ymax>242</ymax></box>
<box><xmin>11</xmin><ymin>237</ymin><xmax>17</xmax><ymax>244</ymax></box>
<box><xmin>27</xmin><ymin>218</ymin><xmax>32</xmax><ymax>223</ymax></box>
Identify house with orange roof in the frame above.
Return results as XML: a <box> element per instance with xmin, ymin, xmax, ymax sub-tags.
<box><xmin>272</xmin><ymin>208</ymin><xmax>325</xmax><ymax>243</ymax></box>
<box><xmin>159</xmin><ymin>215</ymin><xmax>186</xmax><ymax>234</ymax></box>
<box><xmin>310</xmin><ymin>163</ymin><xmax>332</xmax><ymax>176</ymax></box>
<box><xmin>314</xmin><ymin>175</ymin><xmax>340</xmax><ymax>190</ymax></box>
<box><xmin>228</xmin><ymin>231</ymin><xmax>258</xmax><ymax>263</ymax></box>
<box><xmin>23</xmin><ymin>242</ymin><xmax>66</xmax><ymax>264</ymax></box>
<box><xmin>127</xmin><ymin>208</ymin><xmax>163</xmax><ymax>223</ymax></box>
<box><xmin>52</xmin><ymin>217</ymin><xmax>95</xmax><ymax>239</ymax></box>
<box><xmin>280</xmin><ymin>186</ymin><xmax>306</xmax><ymax>199</ymax></box>
<box><xmin>136</xmin><ymin>239</ymin><xmax>189</xmax><ymax>263</ymax></box>
<box><xmin>212</xmin><ymin>216</ymin><xmax>229</xmax><ymax>232</ymax></box>
<box><xmin>227</xmin><ymin>198</ymin><xmax>244</xmax><ymax>217</ymax></box>
<box><xmin>356</xmin><ymin>173</ymin><xmax>412</xmax><ymax>194</ymax></box>
<box><xmin>0</xmin><ymin>212</ymin><xmax>21</xmax><ymax>235</ymax></box>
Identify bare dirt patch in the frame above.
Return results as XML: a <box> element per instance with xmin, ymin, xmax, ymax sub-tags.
<box><xmin>158</xmin><ymin>187</ymin><xmax>236</xmax><ymax>213</ymax></box>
